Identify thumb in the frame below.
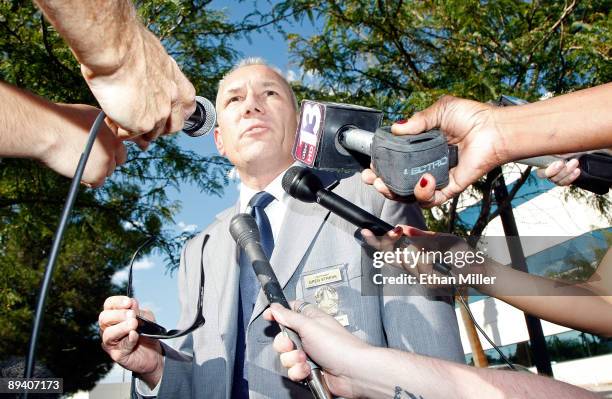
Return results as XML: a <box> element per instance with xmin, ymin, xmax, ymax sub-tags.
<box><xmin>391</xmin><ymin>96</ymin><xmax>454</xmax><ymax>136</ymax></box>
<box><xmin>269</xmin><ymin>303</ymin><xmax>310</xmax><ymax>332</ymax></box>
<box><xmin>413</xmin><ymin>173</ymin><xmax>438</xmax><ymax>207</ymax></box>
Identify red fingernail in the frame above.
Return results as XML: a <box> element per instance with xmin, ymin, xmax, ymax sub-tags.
<box><xmin>395</xmin><ymin>119</ymin><xmax>407</xmax><ymax>124</ymax></box>
<box><xmin>393</xmin><ymin>226</ymin><xmax>403</xmax><ymax>234</ymax></box>
<box><xmin>419</xmin><ymin>177</ymin><xmax>428</xmax><ymax>187</ymax></box>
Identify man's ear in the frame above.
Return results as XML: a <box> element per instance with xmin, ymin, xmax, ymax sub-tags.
<box><xmin>213</xmin><ymin>127</ymin><xmax>225</xmax><ymax>156</ymax></box>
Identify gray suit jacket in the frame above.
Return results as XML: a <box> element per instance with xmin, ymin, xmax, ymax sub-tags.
<box><xmin>146</xmin><ymin>172</ymin><xmax>464</xmax><ymax>399</ymax></box>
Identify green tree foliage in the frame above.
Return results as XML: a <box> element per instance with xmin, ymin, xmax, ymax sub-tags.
<box><xmin>276</xmin><ymin>0</ymin><xmax>611</xmax><ymax>232</ymax></box>
<box><xmin>0</xmin><ymin>0</ymin><xmax>302</xmax><ymax>392</ymax></box>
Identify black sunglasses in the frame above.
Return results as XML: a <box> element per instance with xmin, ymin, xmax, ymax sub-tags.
<box><xmin>126</xmin><ymin>235</ymin><xmax>207</xmax><ymax>339</ymax></box>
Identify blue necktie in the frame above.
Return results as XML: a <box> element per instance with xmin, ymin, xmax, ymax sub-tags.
<box><xmin>232</xmin><ymin>191</ymin><xmax>275</xmax><ymax>399</ymax></box>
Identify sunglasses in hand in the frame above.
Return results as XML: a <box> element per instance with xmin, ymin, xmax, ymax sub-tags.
<box><xmin>126</xmin><ymin>235</ymin><xmax>208</xmax><ymax>339</ymax></box>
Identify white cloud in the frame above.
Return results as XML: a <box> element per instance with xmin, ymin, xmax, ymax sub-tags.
<box><xmin>286</xmin><ymin>69</ymin><xmax>298</xmax><ymax>82</ymax></box>
<box><xmin>111</xmin><ymin>257</ymin><xmax>155</xmax><ymax>285</ymax></box>
<box><xmin>112</xmin><ymin>269</ymin><xmax>128</xmax><ymax>284</ymax></box>
<box><xmin>177</xmin><ymin>221</ymin><xmax>197</xmax><ymax>233</ymax></box>
<box><xmin>133</xmin><ymin>258</ymin><xmax>155</xmax><ymax>270</ymax></box>
<box><xmin>122</xmin><ymin>220</ymin><xmax>144</xmax><ymax>230</ymax></box>
<box><xmin>304</xmin><ymin>69</ymin><xmax>316</xmax><ymax>80</ymax></box>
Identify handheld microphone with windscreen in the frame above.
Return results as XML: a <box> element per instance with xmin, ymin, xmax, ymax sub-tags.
<box><xmin>292</xmin><ymin>100</ymin><xmax>457</xmax><ymax>197</ymax></box>
<box><xmin>182</xmin><ymin>96</ymin><xmax>216</xmax><ymax>137</ymax></box>
<box><xmin>229</xmin><ymin>214</ymin><xmax>333</xmax><ymax>399</ymax></box>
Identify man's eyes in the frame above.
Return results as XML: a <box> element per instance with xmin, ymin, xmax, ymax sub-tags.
<box><xmin>225</xmin><ymin>90</ymin><xmax>279</xmax><ymax>106</ymax></box>
<box><xmin>226</xmin><ymin>96</ymin><xmax>242</xmax><ymax>105</ymax></box>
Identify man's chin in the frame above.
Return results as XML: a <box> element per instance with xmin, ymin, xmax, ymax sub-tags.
<box><xmin>239</xmin><ymin>147</ymin><xmax>291</xmax><ymax>171</ymax></box>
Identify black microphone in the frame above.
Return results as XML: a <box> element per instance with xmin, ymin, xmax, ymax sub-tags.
<box><xmin>182</xmin><ymin>96</ymin><xmax>216</xmax><ymax>137</ymax></box>
<box><xmin>229</xmin><ymin>214</ymin><xmax>333</xmax><ymax>399</ymax></box>
<box><xmin>282</xmin><ymin>166</ymin><xmax>452</xmax><ymax>275</ymax></box>
<box><xmin>282</xmin><ymin>166</ymin><xmax>395</xmax><ymax>236</ymax></box>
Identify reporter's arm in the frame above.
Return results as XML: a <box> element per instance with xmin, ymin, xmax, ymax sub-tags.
<box><xmin>266</xmin><ymin>303</ymin><xmax>598</xmax><ymax>399</ymax></box>
<box><xmin>32</xmin><ymin>0</ymin><xmax>138</xmax><ymax>75</ymax></box>
<box><xmin>0</xmin><ymin>81</ymin><xmax>125</xmax><ymax>186</ymax></box>
<box><xmin>477</xmin><ymin>248</ymin><xmax>612</xmax><ymax>338</ymax></box>
<box><xmin>357</xmin><ymin>346</ymin><xmax>597</xmax><ymax>399</ymax></box>
<box><xmin>365</xmin><ymin>226</ymin><xmax>612</xmax><ymax>338</ymax></box>
<box><xmin>33</xmin><ymin>0</ymin><xmax>196</xmax><ymax>139</ymax></box>
<box><xmin>366</xmin><ymin>83</ymin><xmax>612</xmax><ymax>206</ymax></box>
<box><xmin>495</xmin><ymin>83</ymin><xmax>612</xmax><ymax>162</ymax></box>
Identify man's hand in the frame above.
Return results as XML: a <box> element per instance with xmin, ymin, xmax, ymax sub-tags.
<box><xmin>263</xmin><ymin>301</ymin><xmax>371</xmax><ymax>399</ymax></box>
<box><xmin>39</xmin><ymin>103</ymin><xmax>127</xmax><ymax>187</ymax></box>
<box><xmin>99</xmin><ymin>296</ymin><xmax>163</xmax><ymax>389</ymax></box>
<box><xmin>362</xmin><ymin>95</ymin><xmax>506</xmax><ymax>207</ymax></box>
<box><xmin>81</xmin><ymin>26</ymin><xmax>196</xmax><ymax>144</ymax></box>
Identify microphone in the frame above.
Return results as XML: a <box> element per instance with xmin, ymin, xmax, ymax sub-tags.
<box><xmin>182</xmin><ymin>96</ymin><xmax>216</xmax><ymax>137</ymax></box>
<box><xmin>282</xmin><ymin>166</ymin><xmax>452</xmax><ymax>274</ymax></box>
<box><xmin>282</xmin><ymin>166</ymin><xmax>395</xmax><ymax>236</ymax></box>
<box><xmin>292</xmin><ymin>100</ymin><xmax>456</xmax><ymax>197</ymax></box>
<box><xmin>229</xmin><ymin>214</ymin><xmax>333</xmax><ymax>399</ymax></box>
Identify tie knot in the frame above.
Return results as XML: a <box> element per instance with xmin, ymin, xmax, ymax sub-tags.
<box><xmin>249</xmin><ymin>191</ymin><xmax>275</xmax><ymax>210</ymax></box>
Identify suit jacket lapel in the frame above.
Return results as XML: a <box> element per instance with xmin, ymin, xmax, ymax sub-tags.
<box><xmin>248</xmin><ymin>170</ymin><xmax>338</xmax><ymax>325</ymax></box>
<box><xmin>208</xmin><ymin>204</ymin><xmax>240</xmax><ymax>398</ymax></box>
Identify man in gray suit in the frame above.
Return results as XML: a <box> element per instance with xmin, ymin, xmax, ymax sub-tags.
<box><xmin>99</xmin><ymin>58</ymin><xmax>465</xmax><ymax>398</ymax></box>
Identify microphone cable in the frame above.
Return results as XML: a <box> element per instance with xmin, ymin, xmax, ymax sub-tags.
<box><xmin>23</xmin><ymin>111</ymin><xmax>106</xmax><ymax>397</ymax></box>
<box><xmin>455</xmin><ymin>287</ymin><xmax>517</xmax><ymax>371</ymax></box>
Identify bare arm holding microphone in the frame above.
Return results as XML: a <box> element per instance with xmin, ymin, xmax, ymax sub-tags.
<box><xmin>33</xmin><ymin>0</ymin><xmax>196</xmax><ymax>144</ymax></box>
<box><xmin>264</xmin><ymin>301</ymin><xmax>598</xmax><ymax>399</ymax></box>
<box><xmin>362</xmin><ymin>83</ymin><xmax>612</xmax><ymax>206</ymax></box>
<box><xmin>0</xmin><ymin>81</ymin><xmax>126</xmax><ymax>187</ymax></box>
<box><xmin>361</xmin><ymin>225</ymin><xmax>612</xmax><ymax>338</ymax></box>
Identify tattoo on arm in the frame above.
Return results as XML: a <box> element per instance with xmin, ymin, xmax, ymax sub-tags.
<box><xmin>394</xmin><ymin>386</ymin><xmax>425</xmax><ymax>399</ymax></box>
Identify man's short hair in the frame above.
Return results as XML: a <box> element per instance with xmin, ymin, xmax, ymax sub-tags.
<box><xmin>218</xmin><ymin>57</ymin><xmax>298</xmax><ymax>110</ymax></box>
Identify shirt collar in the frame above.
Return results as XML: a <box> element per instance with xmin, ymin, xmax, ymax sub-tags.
<box><xmin>239</xmin><ymin>165</ymin><xmax>293</xmax><ymax>213</ymax></box>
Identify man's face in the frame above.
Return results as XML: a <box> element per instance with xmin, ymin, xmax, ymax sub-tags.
<box><xmin>214</xmin><ymin>65</ymin><xmax>297</xmax><ymax>172</ymax></box>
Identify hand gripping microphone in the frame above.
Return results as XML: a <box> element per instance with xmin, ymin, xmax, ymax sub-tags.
<box><xmin>292</xmin><ymin>100</ymin><xmax>457</xmax><ymax>197</ymax></box>
<box><xmin>182</xmin><ymin>96</ymin><xmax>217</xmax><ymax>137</ymax></box>
<box><xmin>229</xmin><ymin>214</ymin><xmax>333</xmax><ymax>399</ymax></box>
<box><xmin>292</xmin><ymin>99</ymin><xmax>611</xmax><ymax>197</ymax></box>
<box><xmin>282</xmin><ymin>166</ymin><xmax>452</xmax><ymax>275</ymax></box>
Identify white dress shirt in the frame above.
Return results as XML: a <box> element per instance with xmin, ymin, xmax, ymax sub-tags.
<box><xmin>238</xmin><ymin>167</ymin><xmax>291</xmax><ymax>244</ymax></box>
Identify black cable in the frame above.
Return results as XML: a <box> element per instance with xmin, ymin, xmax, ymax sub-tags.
<box><xmin>456</xmin><ymin>289</ymin><xmax>517</xmax><ymax>370</ymax></box>
<box><xmin>23</xmin><ymin>111</ymin><xmax>106</xmax><ymax>396</ymax></box>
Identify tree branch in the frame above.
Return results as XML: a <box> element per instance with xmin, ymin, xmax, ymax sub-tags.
<box><xmin>512</xmin><ymin>0</ymin><xmax>577</xmax><ymax>90</ymax></box>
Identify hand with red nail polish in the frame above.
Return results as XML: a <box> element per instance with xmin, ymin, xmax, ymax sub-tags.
<box><xmin>362</xmin><ymin>84</ymin><xmax>612</xmax><ymax>207</ymax></box>
<box><xmin>362</xmin><ymin>95</ymin><xmax>503</xmax><ymax>207</ymax></box>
